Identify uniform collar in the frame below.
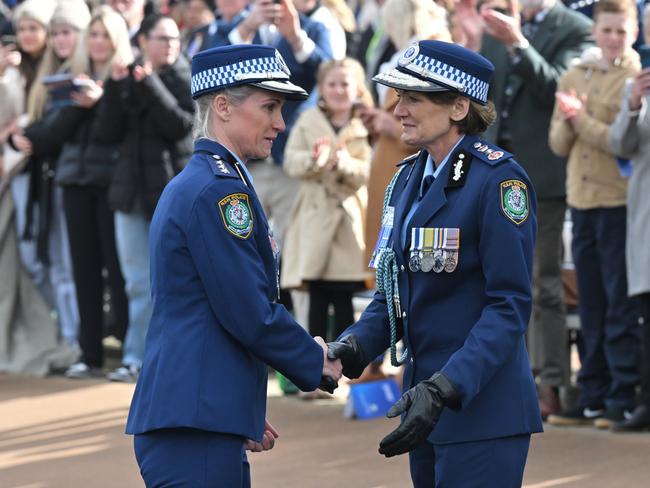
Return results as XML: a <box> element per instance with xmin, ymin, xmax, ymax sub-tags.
<box><xmin>194</xmin><ymin>138</ymin><xmax>238</xmax><ymax>162</ymax></box>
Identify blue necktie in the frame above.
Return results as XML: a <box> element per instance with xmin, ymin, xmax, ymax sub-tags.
<box><xmin>419</xmin><ymin>175</ymin><xmax>434</xmax><ymax>201</ymax></box>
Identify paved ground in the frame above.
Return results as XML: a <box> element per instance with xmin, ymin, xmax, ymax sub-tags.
<box><xmin>2</xmin><ymin>374</ymin><xmax>650</xmax><ymax>488</ymax></box>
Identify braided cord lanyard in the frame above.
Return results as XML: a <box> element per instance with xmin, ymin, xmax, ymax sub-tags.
<box><xmin>376</xmin><ymin>166</ymin><xmax>409</xmax><ymax>367</ymax></box>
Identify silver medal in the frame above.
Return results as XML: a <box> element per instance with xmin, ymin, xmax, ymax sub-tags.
<box><xmin>444</xmin><ymin>251</ymin><xmax>458</xmax><ymax>273</ymax></box>
<box><xmin>421</xmin><ymin>252</ymin><xmax>434</xmax><ymax>272</ymax></box>
<box><xmin>432</xmin><ymin>249</ymin><xmax>445</xmax><ymax>273</ymax></box>
<box><xmin>408</xmin><ymin>252</ymin><xmax>422</xmax><ymax>272</ymax></box>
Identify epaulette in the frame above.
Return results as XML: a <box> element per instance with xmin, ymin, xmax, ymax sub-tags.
<box><xmin>207</xmin><ymin>154</ymin><xmax>240</xmax><ymax>179</ymax></box>
<box><xmin>467</xmin><ymin>140</ymin><xmax>513</xmax><ymax>166</ymax></box>
<box><xmin>396</xmin><ymin>151</ymin><xmax>421</xmax><ymax>167</ymax></box>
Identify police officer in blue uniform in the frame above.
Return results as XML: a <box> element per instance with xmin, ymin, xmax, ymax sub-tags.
<box><xmin>125</xmin><ymin>44</ymin><xmax>342</xmax><ymax>487</ymax></box>
<box><xmin>328</xmin><ymin>40</ymin><xmax>544</xmax><ymax>487</ymax></box>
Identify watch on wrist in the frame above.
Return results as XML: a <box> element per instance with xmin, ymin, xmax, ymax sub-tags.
<box><xmin>512</xmin><ymin>38</ymin><xmax>530</xmax><ymax>53</ymax></box>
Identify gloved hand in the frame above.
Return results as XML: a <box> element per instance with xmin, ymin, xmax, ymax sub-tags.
<box><xmin>318</xmin><ymin>375</ymin><xmax>338</xmax><ymax>394</ymax></box>
<box><xmin>378</xmin><ymin>372</ymin><xmax>461</xmax><ymax>457</ymax></box>
<box><xmin>326</xmin><ymin>335</ymin><xmax>367</xmax><ymax>379</ymax></box>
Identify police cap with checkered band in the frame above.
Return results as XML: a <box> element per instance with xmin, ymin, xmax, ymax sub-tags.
<box><xmin>373</xmin><ymin>40</ymin><xmax>494</xmax><ymax>105</ymax></box>
<box><xmin>191</xmin><ymin>44</ymin><xmax>308</xmax><ymax>100</ymax></box>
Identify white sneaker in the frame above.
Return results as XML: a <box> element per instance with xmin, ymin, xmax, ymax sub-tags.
<box><xmin>65</xmin><ymin>362</ymin><xmax>100</xmax><ymax>379</ymax></box>
<box><xmin>107</xmin><ymin>364</ymin><xmax>140</xmax><ymax>383</ymax></box>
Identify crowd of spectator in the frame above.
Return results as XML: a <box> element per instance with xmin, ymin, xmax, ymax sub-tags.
<box><xmin>1</xmin><ymin>0</ymin><xmax>649</xmax><ymax>433</ymax></box>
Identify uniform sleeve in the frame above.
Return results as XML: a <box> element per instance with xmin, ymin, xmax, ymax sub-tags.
<box><xmin>337</xmin><ymin>290</ymin><xmax>395</xmax><ymax>362</ymax></box>
<box><xmin>441</xmin><ymin>163</ymin><xmax>536</xmax><ymax>407</ymax></box>
<box><xmin>186</xmin><ymin>183</ymin><xmax>324</xmax><ymax>391</ymax></box>
<box><xmin>512</xmin><ymin>17</ymin><xmax>593</xmax><ymax>107</ymax></box>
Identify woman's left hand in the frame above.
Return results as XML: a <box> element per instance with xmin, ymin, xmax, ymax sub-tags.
<box><xmin>132</xmin><ymin>62</ymin><xmax>153</xmax><ymax>82</ymax></box>
<box><xmin>71</xmin><ymin>78</ymin><xmax>104</xmax><ymax>108</ymax></box>
<box><xmin>245</xmin><ymin>420</ymin><xmax>279</xmax><ymax>452</ymax></box>
<box><xmin>327</xmin><ymin>141</ymin><xmax>349</xmax><ymax>170</ymax></box>
<box><xmin>11</xmin><ymin>132</ymin><xmax>32</xmax><ymax>155</ymax></box>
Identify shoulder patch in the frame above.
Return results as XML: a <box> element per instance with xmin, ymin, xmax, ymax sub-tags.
<box><xmin>500</xmin><ymin>180</ymin><xmax>529</xmax><ymax>225</ymax></box>
<box><xmin>218</xmin><ymin>193</ymin><xmax>254</xmax><ymax>238</ymax></box>
<box><xmin>469</xmin><ymin>140</ymin><xmax>512</xmax><ymax>166</ymax></box>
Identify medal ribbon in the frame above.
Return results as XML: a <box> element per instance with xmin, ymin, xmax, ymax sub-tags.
<box><xmin>423</xmin><ymin>228</ymin><xmax>434</xmax><ymax>254</ymax></box>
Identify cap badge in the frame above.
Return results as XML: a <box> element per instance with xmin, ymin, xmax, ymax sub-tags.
<box><xmin>398</xmin><ymin>44</ymin><xmax>420</xmax><ymax>67</ymax></box>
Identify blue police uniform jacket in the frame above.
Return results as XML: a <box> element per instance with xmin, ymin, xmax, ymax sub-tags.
<box><xmin>126</xmin><ymin>138</ymin><xmax>324</xmax><ymax>441</ymax></box>
<box><xmin>343</xmin><ymin>134</ymin><xmax>544</xmax><ymax>444</ymax></box>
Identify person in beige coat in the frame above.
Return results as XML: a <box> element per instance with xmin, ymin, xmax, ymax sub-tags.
<box><xmin>547</xmin><ymin>0</ymin><xmax>641</xmax><ymax>428</ymax></box>
<box><xmin>282</xmin><ymin>57</ymin><xmax>372</xmax><ymax>343</ymax></box>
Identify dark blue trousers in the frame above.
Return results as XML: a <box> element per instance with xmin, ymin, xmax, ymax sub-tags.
<box><xmin>134</xmin><ymin>428</ymin><xmax>250</xmax><ymax>487</ymax></box>
<box><xmin>571</xmin><ymin>207</ymin><xmax>640</xmax><ymax>409</ymax></box>
<box><xmin>409</xmin><ymin>435</ymin><xmax>530</xmax><ymax>487</ymax></box>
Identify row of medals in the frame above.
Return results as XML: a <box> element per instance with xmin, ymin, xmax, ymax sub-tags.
<box><xmin>409</xmin><ymin>249</ymin><xmax>458</xmax><ymax>273</ymax></box>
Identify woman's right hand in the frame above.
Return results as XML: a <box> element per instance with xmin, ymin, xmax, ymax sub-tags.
<box><xmin>0</xmin><ymin>44</ymin><xmax>20</xmax><ymax>76</ymax></box>
<box><xmin>71</xmin><ymin>78</ymin><xmax>104</xmax><ymax>108</ymax></box>
<box><xmin>315</xmin><ymin>336</ymin><xmax>343</xmax><ymax>382</ymax></box>
<box><xmin>360</xmin><ymin>107</ymin><xmax>402</xmax><ymax>139</ymax></box>
<box><xmin>629</xmin><ymin>69</ymin><xmax>650</xmax><ymax>111</ymax></box>
<box><xmin>111</xmin><ymin>62</ymin><xmax>130</xmax><ymax>82</ymax></box>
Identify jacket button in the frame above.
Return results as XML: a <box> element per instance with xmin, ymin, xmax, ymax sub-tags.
<box><xmin>402</xmin><ymin>311</ymin><xmax>407</xmax><ymax>318</ymax></box>
<box><xmin>410</xmin><ymin>357</ymin><xmax>414</xmax><ymax>365</ymax></box>
<box><xmin>400</xmin><ymin>265</ymin><xmax>405</xmax><ymax>271</ymax></box>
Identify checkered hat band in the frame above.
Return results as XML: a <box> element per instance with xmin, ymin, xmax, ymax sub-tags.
<box><xmin>191</xmin><ymin>56</ymin><xmax>289</xmax><ymax>95</ymax></box>
<box><xmin>405</xmin><ymin>54</ymin><xmax>489</xmax><ymax>103</ymax></box>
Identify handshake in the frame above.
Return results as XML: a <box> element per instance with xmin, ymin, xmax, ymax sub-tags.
<box><xmin>314</xmin><ymin>336</ymin><xmax>367</xmax><ymax>394</ymax></box>
<box><xmin>314</xmin><ymin>335</ymin><xmax>462</xmax><ymax>458</ymax></box>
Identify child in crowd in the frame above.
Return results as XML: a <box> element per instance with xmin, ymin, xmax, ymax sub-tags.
<box><xmin>548</xmin><ymin>0</ymin><xmax>641</xmax><ymax>429</ymax></box>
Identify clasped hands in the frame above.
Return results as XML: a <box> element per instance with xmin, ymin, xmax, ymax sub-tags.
<box><xmin>325</xmin><ymin>336</ymin><xmax>462</xmax><ymax>457</ymax></box>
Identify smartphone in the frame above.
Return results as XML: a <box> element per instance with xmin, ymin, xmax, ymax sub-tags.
<box><xmin>1</xmin><ymin>34</ymin><xmax>17</xmax><ymax>47</ymax></box>
<box><xmin>639</xmin><ymin>45</ymin><xmax>650</xmax><ymax>70</ymax></box>
<box><xmin>42</xmin><ymin>73</ymin><xmax>93</xmax><ymax>88</ymax></box>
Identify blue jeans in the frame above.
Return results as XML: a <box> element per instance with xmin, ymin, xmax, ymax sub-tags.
<box><xmin>115</xmin><ymin>211</ymin><xmax>152</xmax><ymax>367</ymax></box>
<box><xmin>571</xmin><ymin>207</ymin><xmax>640</xmax><ymax>409</ymax></box>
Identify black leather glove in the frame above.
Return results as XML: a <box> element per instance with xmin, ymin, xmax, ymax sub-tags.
<box><xmin>318</xmin><ymin>375</ymin><xmax>338</xmax><ymax>394</ymax></box>
<box><xmin>326</xmin><ymin>335</ymin><xmax>367</xmax><ymax>379</ymax></box>
<box><xmin>378</xmin><ymin>372</ymin><xmax>461</xmax><ymax>457</ymax></box>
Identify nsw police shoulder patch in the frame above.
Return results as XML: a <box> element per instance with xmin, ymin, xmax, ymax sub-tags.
<box><xmin>500</xmin><ymin>180</ymin><xmax>529</xmax><ymax>225</ymax></box>
<box><xmin>218</xmin><ymin>193</ymin><xmax>254</xmax><ymax>238</ymax></box>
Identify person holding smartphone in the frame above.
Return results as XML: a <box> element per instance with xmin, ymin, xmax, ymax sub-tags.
<box><xmin>607</xmin><ymin>4</ymin><xmax>650</xmax><ymax>432</ymax></box>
